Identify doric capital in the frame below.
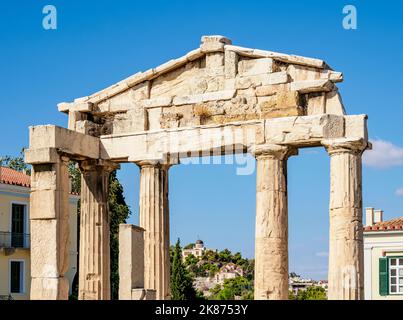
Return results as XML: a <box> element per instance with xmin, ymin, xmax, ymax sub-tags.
<box><xmin>322</xmin><ymin>138</ymin><xmax>371</xmax><ymax>156</ymax></box>
<box><xmin>250</xmin><ymin>144</ymin><xmax>298</xmax><ymax>160</ymax></box>
<box><xmin>136</xmin><ymin>156</ymin><xmax>179</xmax><ymax>169</ymax></box>
<box><xmin>79</xmin><ymin>159</ymin><xmax>119</xmax><ymax>173</ymax></box>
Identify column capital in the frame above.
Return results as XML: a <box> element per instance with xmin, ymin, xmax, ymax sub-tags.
<box><xmin>322</xmin><ymin>138</ymin><xmax>371</xmax><ymax>155</ymax></box>
<box><xmin>79</xmin><ymin>159</ymin><xmax>119</xmax><ymax>173</ymax></box>
<box><xmin>136</xmin><ymin>157</ymin><xmax>178</xmax><ymax>169</ymax></box>
<box><xmin>250</xmin><ymin>144</ymin><xmax>298</xmax><ymax>160</ymax></box>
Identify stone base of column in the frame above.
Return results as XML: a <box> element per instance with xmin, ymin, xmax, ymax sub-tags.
<box><xmin>131</xmin><ymin>289</ymin><xmax>156</xmax><ymax>300</ymax></box>
<box><xmin>30</xmin><ymin>277</ymin><xmax>69</xmax><ymax>300</ymax></box>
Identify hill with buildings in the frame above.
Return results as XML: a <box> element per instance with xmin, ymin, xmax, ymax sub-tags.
<box><xmin>178</xmin><ymin>239</ymin><xmax>328</xmax><ymax>300</ymax></box>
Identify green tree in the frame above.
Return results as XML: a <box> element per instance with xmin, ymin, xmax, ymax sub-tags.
<box><xmin>171</xmin><ymin>239</ymin><xmax>196</xmax><ymax>300</ymax></box>
<box><xmin>201</xmin><ymin>249</ymin><xmax>219</xmax><ymax>263</ymax></box>
<box><xmin>210</xmin><ymin>276</ymin><xmax>253</xmax><ymax>300</ymax></box>
<box><xmin>218</xmin><ymin>249</ymin><xmax>232</xmax><ymax>263</ymax></box>
<box><xmin>296</xmin><ymin>286</ymin><xmax>327</xmax><ymax>300</ymax></box>
<box><xmin>184</xmin><ymin>253</ymin><xmax>199</xmax><ymax>267</ymax></box>
<box><xmin>68</xmin><ymin>162</ymin><xmax>81</xmax><ymax>194</ymax></box>
<box><xmin>232</xmin><ymin>252</ymin><xmax>242</xmax><ymax>264</ymax></box>
<box><xmin>0</xmin><ymin>150</ymin><xmax>31</xmax><ymax>174</ymax></box>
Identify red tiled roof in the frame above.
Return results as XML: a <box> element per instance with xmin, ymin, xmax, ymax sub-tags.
<box><xmin>0</xmin><ymin>166</ymin><xmax>31</xmax><ymax>188</ymax></box>
<box><xmin>0</xmin><ymin>166</ymin><xmax>80</xmax><ymax>196</ymax></box>
<box><xmin>364</xmin><ymin>217</ymin><xmax>403</xmax><ymax>232</ymax></box>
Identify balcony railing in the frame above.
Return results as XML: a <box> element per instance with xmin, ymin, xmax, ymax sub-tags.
<box><xmin>0</xmin><ymin>232</ymin><xmax>30</xmax><ymax>249</ymax></box>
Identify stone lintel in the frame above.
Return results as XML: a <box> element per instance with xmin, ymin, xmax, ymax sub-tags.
<box><xmin>29</xmin><ymin>125</ymin><xmax>100</xmax><ymax>160</ymax></box>
<box><xmin>264</xmin><ymin>114</ymin><xmax>346</xmax><ymax>147</ymax></box>
<box><xmin>99</xmin><ymin>114</ymin><xmax>367</xmax><ymax>162</ymax></box>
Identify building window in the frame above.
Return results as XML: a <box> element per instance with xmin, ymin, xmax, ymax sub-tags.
<box><xmin>11</xmin><ymin>203</ymin><xmax>26</xmax><ymax>248</ymax></box>
<box><xmin>10</xmin><ymin>260</ymin><xmax>24</xmax><ymax>294</ymax></box>
<box><xmin>389</xmin><ymin>257</ymin><xmax>403</xmax><ymax>294</ymax></box>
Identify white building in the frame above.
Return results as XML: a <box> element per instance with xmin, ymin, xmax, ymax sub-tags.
<box><xmin>288</xmin><ymin>276</ymin><xmax>315</xmax><ymax>295</ymax></box>
<box><xmin>364</xmin><ymin>208</ymin><xmax>403</xmax><ymax>300</ymax></box>
<box><xmin>215</xmin><ymin>262</ymin><xmax>244</xmax><ymax>283</ymax></box>
<box><xmin>182</xmin><ymin>239</ymin><xmax>206</xmax><ymax>260</ymax></box>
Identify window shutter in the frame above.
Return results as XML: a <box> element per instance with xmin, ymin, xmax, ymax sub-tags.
<box><xmin>379</xmin><ymin>257</ymin><xmax>388</xmax><ymax>296</ymax></box>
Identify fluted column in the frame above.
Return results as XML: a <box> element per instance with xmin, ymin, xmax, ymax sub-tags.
<box><xmin>78</xmin><ymin>159</ymin><xmax>118</xmax><ymax>300</ymax></box>
<box><xmin>138</xmin><ymin>162</ymin><xmax>170</xmax><ymax>300</ymax></box>
<box><xmin>323</xmin><ymin>138</ymin><xmax>369</xmax><ymax>300</ymax></box>
<box><xmin>253</xmin><ymin>144</ymin><xmax>297</xmax><ymax>300</ymax></box>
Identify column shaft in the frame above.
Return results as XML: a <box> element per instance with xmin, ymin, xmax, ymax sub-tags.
<box><xmin>78</xmin><ymin>160</ymin><xmax>116</xmax><ymax>300</ymax></box>
<box><xmin>139</xmin><ymin>164</ymin><xmax>170</xmax><ymax>300</ymax></box>
<box><xmin>327</xmin><ymin>145</ymin><xmax>364</xmax><ymax>300</ymax></box>
<box><xmin>254</xmin><ymin>145</ymin><xmax>294</xmax><ymax>300</ymax></box>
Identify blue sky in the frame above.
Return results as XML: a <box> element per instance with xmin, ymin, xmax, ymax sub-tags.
<box><xmin>1</xmin><ymin>0</ymin><xmax>403</xmax><ymax>279</ymax></box>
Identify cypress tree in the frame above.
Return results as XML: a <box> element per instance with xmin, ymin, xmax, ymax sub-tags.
<box><xmin>170</xmin><ymin>239</ymin><xmax>196</xmax><ymax>300</ymax></box>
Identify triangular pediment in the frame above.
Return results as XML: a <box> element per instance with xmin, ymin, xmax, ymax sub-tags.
<box><xmin>58</xmin><ymin>35</ymin><xmax>345</xmax><ymax>136</ymax></box>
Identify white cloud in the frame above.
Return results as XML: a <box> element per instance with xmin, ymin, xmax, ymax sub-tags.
<box><xmin>395</xmin><ymin>188</ymin><xmax>403</xmax><ymax>197</ymax></box>
<box><xmin>363</xmin><ymin>139</ymin><xmax>403</xmax><ymax>169</ymax></box>
<box><xmin>315</xmin><ymin>251</ymin><xmax>329</xmax><ymax>257</ymax></box>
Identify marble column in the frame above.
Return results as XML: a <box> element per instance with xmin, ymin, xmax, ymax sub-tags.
<box><xmin>253</xmin><ymin>144</ymin><xmax>297</xmax><ymax>300</ymax></box>
<box><xmin>30</xmin><ymin>155</ymin><xmax>70</xmax><ymax>299</ymax></box>
<box><xmin>324</xmin><ymin>138</ymin><xmax>368</xmax><ymax>300</ymax></box>
<box><xmin>78</xmin><ymin>159</ymin><xmax>118</xmax><ymax>300</ymax></box>
<box><xmin>138</xmin><ymin>162</ymin><xmax>170</xmax><ymax>300</ymax></box>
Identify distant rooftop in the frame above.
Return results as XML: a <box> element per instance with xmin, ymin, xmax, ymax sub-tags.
<box><xmin>364</xmin><ymin>217</ymin><xmax>403</xmax><ymax>232</ymax></box>
<box><xmin>364</xmin><ymin>207</ymin><xmax>403</xmax><ymax>232</ymax></box>
<box><xmin>0</xmin><ymin>166</ymin><xmax>30</xmax><ymax>188</ymax></box>
<box><xmin>0</xmin><ymin>166</ymin><xmax>79</xmax><ymax>196</ymax></box>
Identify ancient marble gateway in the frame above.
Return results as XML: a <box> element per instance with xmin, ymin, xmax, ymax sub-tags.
<box><xmin>25</xmin><ymin>35</ymin><xmax>370</xmax><ymax>300</ymax></box>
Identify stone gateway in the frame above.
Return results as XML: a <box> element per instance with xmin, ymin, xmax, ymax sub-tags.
<box><xmin>25</xmin><ymin>35</ymin><xmax>370</xmax><ymax>300</ymax></box>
